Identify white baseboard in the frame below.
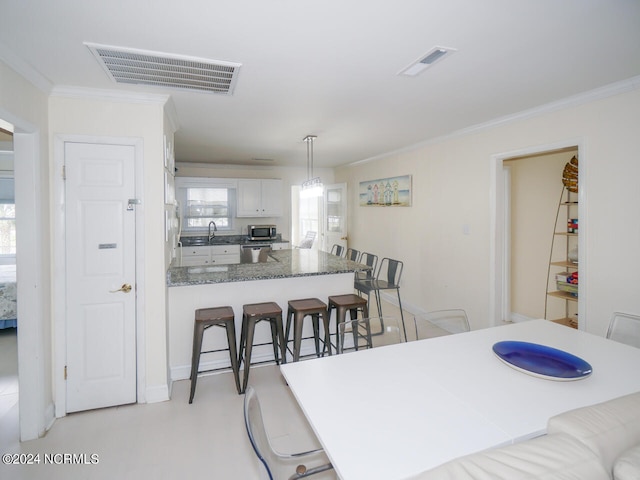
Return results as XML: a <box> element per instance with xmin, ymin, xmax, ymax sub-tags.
<box><xmin>145</xmin><ymin>384</ymin><xmax>170</xmax><ymax>404</ymax></box>
<box><xmin>508</xmin><ymin>312</ymin><xmax>536</xmax><ymax>323</ymax></box>
<box><xmin>376</xmin><ymin>291</ymin><xmax>430</xmax><ymax>318</ymax></box>
<box><xmin>45</xmin><ymin>401</ymin><xmax>56</xmax><ymax>432</ymax></box>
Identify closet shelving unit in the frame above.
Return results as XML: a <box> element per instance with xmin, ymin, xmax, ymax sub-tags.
<box><xmin>544</xmin><ymin>157</ymin><xmax>579</xmax><ymax>328</ymax></box>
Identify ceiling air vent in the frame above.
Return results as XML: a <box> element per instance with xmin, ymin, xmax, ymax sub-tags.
<box><xmin>399</xmin><ymin>46</ymin><xmax>456</xmax><ymax>77</ymax></box>
<box><xmin>85</xmin><ymin>43</ymin><xmax>241</xmax><ymax>95</ymax></box>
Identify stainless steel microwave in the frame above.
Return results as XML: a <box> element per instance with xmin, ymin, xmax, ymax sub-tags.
<box><xmin>248</xmin><ymin>224</ymin><xmax>277</xmax><ymax>241</ymax></box>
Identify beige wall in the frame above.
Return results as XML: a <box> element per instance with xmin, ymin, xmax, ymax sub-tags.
<box><xmin>49</xmin><ymin>93</ymin><xmax>171</xmax><ymax>401</ymax></box>
<box><xmin>505</xmin><ymin>150</ymin><xmax>577</xmax><ymax>321</ymax></box>
<box><xmin>335</xmin><ymin>85</ymin><xmax>640</xmax><ymax>336</ymax></box>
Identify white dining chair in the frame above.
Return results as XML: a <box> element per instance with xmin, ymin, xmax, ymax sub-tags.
<box><xmin>243</xmin><ymin>386</ymin><xmax>334</xmax><ymax>479</ymax></box>
<box><xmin>606</xmin><ymin>312</ymin><xmax>640</xmax><ymax>348</ymax></box>
<box><xmin>414</xmin><ymin>309</ymin><xmax>470</xmax><ymax>340</ymax></box>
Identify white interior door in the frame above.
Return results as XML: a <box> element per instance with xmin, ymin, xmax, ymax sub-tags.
<box><xmin>65</xmin><ymin>142</ymin><xmax>137</xmax><ymax>413</ymax></box>
<box><xmin>323</xmin><ymin>183</ymin><xmax>347</xmax><ymax>252</ymax></box>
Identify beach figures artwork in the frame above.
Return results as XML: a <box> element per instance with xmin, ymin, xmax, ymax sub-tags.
<box><xmin>359</xmin><ymin>175</ymin><xmax>412</xmax><ymax>207</ymax></box>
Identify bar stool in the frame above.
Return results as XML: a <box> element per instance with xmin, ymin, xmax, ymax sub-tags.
<box><xmin>285</xmin><ymin>298</ymin><xmax>331</xmax><ymax>362</ymax></box>
<box><xmin>239</xmin><ymin>302</ymin><xmax>286</xmax><ymax>394</ymax></box>
<box><xmin>189</xmin><ymin>306</ymin><xmax>241</xmax><ymax>403</ymax></box>
<box><xmin>328</xmin><ymin>293</ymin><xmax>369</xmax><ymax>352</ymax></box>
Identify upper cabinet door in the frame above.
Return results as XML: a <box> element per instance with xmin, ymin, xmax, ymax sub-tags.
<box><xmin>260</xmin><ymin>179</ymin><xmax>283</xmax><ymax>217</ymax></box>
<box><xmin>237</xmin><ymin>179</ymin><xmax>262</xmax><ymax>216</ymax></box>
<box><xmin>237</xmin><ymin>179</ymin><xmax>283</xmax><ymax>217</ymax></box>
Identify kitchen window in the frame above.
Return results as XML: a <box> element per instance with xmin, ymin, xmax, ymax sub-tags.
<box><xmin>176</xmin><ymin>177</ymin><xmax>237</xmax><ymax>233</ymax></box>
<box><xmin>0</xmin><ymin>177</ymin><xmax>15</xmax><ymax>260</ymax></box>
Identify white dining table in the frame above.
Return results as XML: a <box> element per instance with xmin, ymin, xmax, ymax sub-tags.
<box><xmin>279</xmin><ymin>319</ymin><xmax>640</xmax><ymax>480</ymax></box>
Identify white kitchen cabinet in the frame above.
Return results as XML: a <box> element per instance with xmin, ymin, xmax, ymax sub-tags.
<box><xmin>210</xmin><ymin>244</ymin><xmax>241</xmax><ymax>264</ymax></box>
<box><xmin>271</xmin><ymin>242</ymin><xmax>289</xmax><ymax>250</ymax></box>
<box><xmin>237</xmin><ymin>179</ymin><xmax>283</xmax><ymax>217</ymax></box>
<box><xmin>179</xmin><ymin>244</ymin><xmax>240</xmax><ymax>266</ymax></box>
<box><xmin>180</xmin><ymin>246</ymin><xmax>212</xmax><ymax>266</ymax></box>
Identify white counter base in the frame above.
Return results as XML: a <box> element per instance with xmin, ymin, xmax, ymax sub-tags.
<box><xmin>168</xmin><ymin>272</ymin><xmax>355</xmax><ymax>381</ymax></box>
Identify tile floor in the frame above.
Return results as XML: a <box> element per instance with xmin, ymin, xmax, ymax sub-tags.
<box><xmin>0</xmin><ymin>302</ymin><xmax>428</xmax><ymax>480</ymax></box>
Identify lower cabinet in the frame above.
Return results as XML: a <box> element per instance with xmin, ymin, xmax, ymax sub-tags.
<box><xmin>180</xmin><ymin>244</ymin><xmax>240</xmax><ymax>266</ymax></box>
<box><xmin>210</xmin><ymin>245</ymin><xmax>241</xmax><ymax>264</ymax></box>
<box><xmin>180</xmin><ymin>246</ymin><xmax>211</xmax><ymax>266</ymax></box>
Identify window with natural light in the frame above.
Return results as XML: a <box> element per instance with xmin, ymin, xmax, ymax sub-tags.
<box><xmin>176</xmin><ymin>177</ymin><xmax>236</xmax><ymax>233</ymax></box>
<box><xmin>0</xmin><ymin>177</ymin><xmax>15</xmax><ymax>258</ymax></box>
<box><xmin>185</xmin><ymin>187</ymin><xmax>231</xmax><ymax>229</ymax></box>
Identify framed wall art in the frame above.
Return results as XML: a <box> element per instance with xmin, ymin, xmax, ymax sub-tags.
<box><xmin>359</xmin><ymin>174</ymin><xmax>412</xmax><ymax>207</ymax></box>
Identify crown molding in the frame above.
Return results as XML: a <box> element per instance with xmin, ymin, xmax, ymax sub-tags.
<box><xmin>0</xmin><ymin>41</ymin><xmax>53</xmax><ymax>93</ymax></box>
<box><xmin>175</xmin><ymin>161</ymin><xmax>278</xmax><ymax>171</ymax></box>
<box><xmin>347</xmin><ymin>75</ymin><xmax>640</xmax><ymax>167</ymax></box>
<box><xmin>51</xmin><ymin>85</ymin><xmax>171</xmax><ymax>106</ymax></box>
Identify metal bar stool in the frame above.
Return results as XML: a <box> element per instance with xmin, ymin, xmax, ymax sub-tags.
<box><xmin>284</xmin><ymin>298</ymin><xmax>331</xmax><ymax>362</ymax></box>
<box><xmin>239</xmin><ymin>302</ymin><xmax>287</xmax><ymax>394</ymax></box>
<box><xmin>345</xmin><ymin>248</ymin><xmax>360</xmax><ymax>262</ymax></box>
<box><xmin>328</xmin><ymin>294</ymin><xmax>369</xmax><ymax>353</ymax></box>
<box><xmin>189</xmin><ymin>306</ymin><xmax>241</xmax><ymax>403</ymax></box>
<box><xmin>355</xmin><ymin>256</ymin><xmax>407</xmax><ymax>341</ymax></box>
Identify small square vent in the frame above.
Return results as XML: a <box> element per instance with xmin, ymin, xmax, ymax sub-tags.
<box><xmin>85</xmin><ymin>43</ymin><xmax>241</xmax><ymax>95</ymax></box>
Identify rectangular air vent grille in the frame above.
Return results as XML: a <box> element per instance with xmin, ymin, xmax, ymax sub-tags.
<box><xmin>399</xmin><ymin>46</ymin><xmax>456</xmax><ymax>77</ymax></box>
<box><xmin>86</xmin><ymin>43</ymin><xmax>241</xmax><ymax>95</ymax></box>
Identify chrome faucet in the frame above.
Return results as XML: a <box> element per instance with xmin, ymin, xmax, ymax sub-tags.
<box><xmin>208</xmin><ymin>221</ymin><xmax>217</xmax><ymax>241</ymax></box>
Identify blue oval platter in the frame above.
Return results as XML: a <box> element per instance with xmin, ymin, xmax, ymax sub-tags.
<box><xmin>492</xmin><ymin>341</ymin><xmax>592</xmax><ymax>381</ymax></box>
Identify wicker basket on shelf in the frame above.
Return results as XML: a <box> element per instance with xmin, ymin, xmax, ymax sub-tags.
<box><xmin>562</xmin><ymin>155</ymin><xmax>578</xmax><ymax>193</ymax></box>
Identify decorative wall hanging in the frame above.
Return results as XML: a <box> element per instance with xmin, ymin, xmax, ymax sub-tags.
<box><xmin>359</xmin><ymin>175</ymin><xmax>412</xmax><ymax>207</ymax></box>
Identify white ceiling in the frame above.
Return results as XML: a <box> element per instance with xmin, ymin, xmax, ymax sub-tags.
<box><xmin>1</xmin><ymin>0</ymin><xmax>639</xmax><ymax>168</ymax></box>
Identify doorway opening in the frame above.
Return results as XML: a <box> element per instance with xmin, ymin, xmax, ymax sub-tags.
<box><xmin>503</xmin><ymin>147</ymin><xmax>578</xmax><ymax>325</ymax></box>
<box><xmin>291</xmin><ymin>185</ymin><xmax>322</xmax><ymax>250</ymax></box>
<box><xmin>491</xmin><ymin>140</ymin><xmax>585</xmax><ymax>330</ymax></box>
<box><xmin>291</xmin><ymin>183</ymin><xmax>347</xmax><ymax>252</ymax></box>
<box><xmin>0</xmin><ymin>126</ymin><xmax>17</xmax><ymax>440</ymax></box>
<box><xmin>0</xmin><ymin>110</ymin><xmax>47</xmax><ymax>442</ymax></box>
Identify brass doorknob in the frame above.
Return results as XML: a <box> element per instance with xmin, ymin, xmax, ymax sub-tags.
<box><xmin>110</xmin><ymin>283</ymin><xmax>132</xmax><ymax>293</ymax></box>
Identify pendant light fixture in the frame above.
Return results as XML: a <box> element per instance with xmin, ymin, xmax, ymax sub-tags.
<box><xmin>300</xmin><ymin>135</ymin><xmax>324</xmax><ymax>198</ymax></box>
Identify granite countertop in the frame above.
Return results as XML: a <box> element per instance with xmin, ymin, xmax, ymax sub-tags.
<box><xmin>167</xmin><ymin>249</ymin><xmax>369</xmax><ymax>287</ymax></box>
<box><xmin>179</xmin><ymin>234</ymin><xmax>289</xmax><ymax>246</ymax></box>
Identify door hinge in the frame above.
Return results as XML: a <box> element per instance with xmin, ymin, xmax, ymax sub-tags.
<box><xmin>64</xmin><ymin>365</ymin><xmax>67</xmax><ymax>380</ymax></box>
<box><xmin>62</xmin><ymin>165</ymin><xmax>66</xmax><ymax>180</ymax></box>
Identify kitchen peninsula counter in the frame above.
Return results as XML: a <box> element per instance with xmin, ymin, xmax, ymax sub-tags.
<box><xmin>167</xmin><ymin>249</ymin><xmax>367</xmax><ymax>287</ymax></box>
<box><xmin>167</xmin><ymin>249</ymin><xmax>369</xmax><ymax>384</ymax></box>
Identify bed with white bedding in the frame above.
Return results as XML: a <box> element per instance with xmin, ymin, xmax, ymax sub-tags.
<box><xmin>0</xmin><ymin>265</ymin><xmax>16</xmax><ymax>329</ymax></box>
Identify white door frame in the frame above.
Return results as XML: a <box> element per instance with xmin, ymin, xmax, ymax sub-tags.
<box><xmin>489</xmin><ymin>137</ymin><xmax>586</xmax><ymax>329</ymax></box>
<box><xmin>0</xmin><ymin>107</ymin><xmax>48</xmax><ymax>441</ymax></box>
<box><xmin>53</xmin><ymin>134</ymin><xmax>146</xmax><ymax>416</ymax></box>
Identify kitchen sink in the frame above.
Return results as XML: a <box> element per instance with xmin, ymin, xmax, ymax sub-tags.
<box><xmin>180</xmin><ymin>236</ymin><xmax>209</xmax><ymax>246</ymax></box>
<box><xmin>180</xmin><ymin>236</ymin><xmax>234</xmax><ymax>246</ymax></box>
